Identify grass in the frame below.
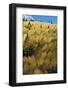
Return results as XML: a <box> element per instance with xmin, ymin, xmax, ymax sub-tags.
<box><xmin>23</xmin><ymin>21</ymin><xmax>57</xmax><ymax>75</ymax></box>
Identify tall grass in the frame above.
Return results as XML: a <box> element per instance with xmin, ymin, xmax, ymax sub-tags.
<box><xmin>23</xmin><ymin>21</ymin><xmax>57</xmax><ymax>75</ymax></box>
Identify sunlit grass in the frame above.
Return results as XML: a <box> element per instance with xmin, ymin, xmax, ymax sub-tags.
<box><xmin>23</xmin><ymin>21</ymin><xmax>57</xmax><ymax>75</ymax></box>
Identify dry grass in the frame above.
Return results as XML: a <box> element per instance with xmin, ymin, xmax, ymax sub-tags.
<box><xmin>23</xmin><ymin>21</ymin><xmax>57</xmax><ymax>75</ymax></box>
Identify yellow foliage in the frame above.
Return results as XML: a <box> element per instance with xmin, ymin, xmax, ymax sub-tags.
<box><xmin>43</xmin><ymin>59</ymin><xmax>50</xmax><ymax>68</ymax></box>
<box><xmin>23</xmin><ymin>21</ymin><xmax>57</xmax><ymax>75</ymax></box>
<box><xmin>34</xmin><ymin>68</ymin><xmax>43</xmax><ymax>74</ymax></box>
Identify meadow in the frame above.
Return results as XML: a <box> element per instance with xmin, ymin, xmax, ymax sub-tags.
<box><xmin>23</xmin><ymin>21</ymin><xmax>57</xmax><ymax>75</ymax></box>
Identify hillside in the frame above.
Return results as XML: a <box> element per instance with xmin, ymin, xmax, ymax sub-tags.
<box><xmin>23</xmin><ymin>21</ymin><xmax>57</xmax><ymax>75</ymax></box>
